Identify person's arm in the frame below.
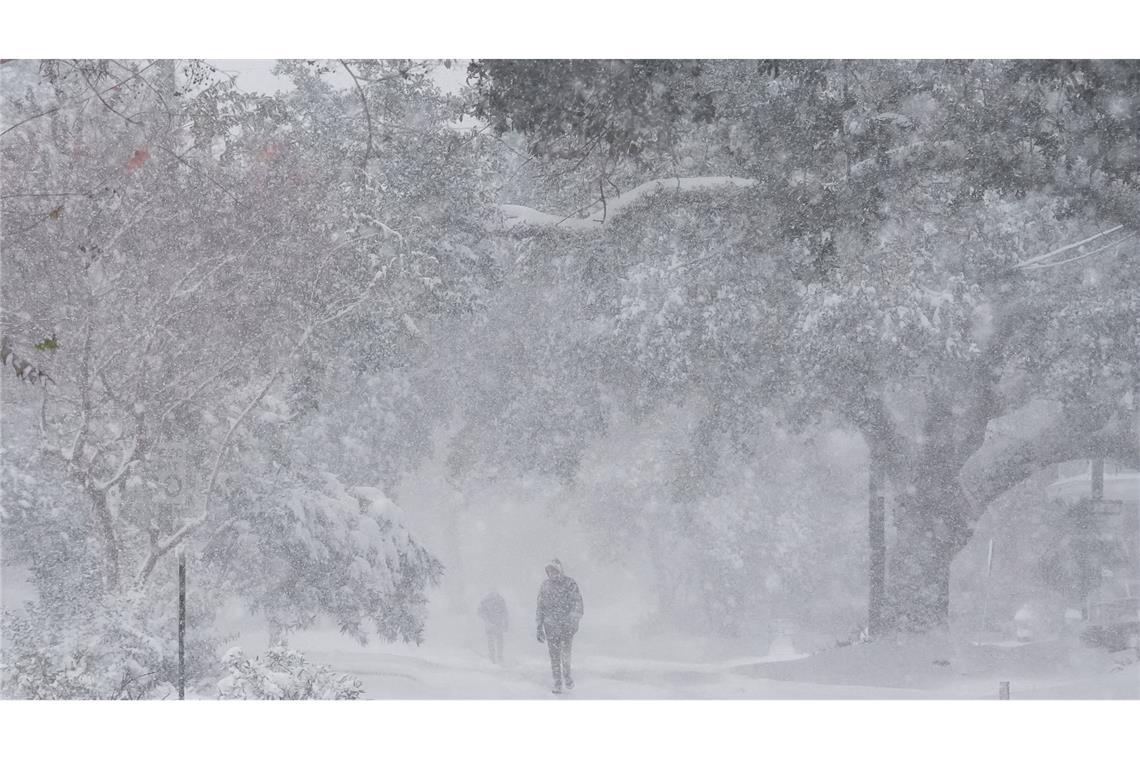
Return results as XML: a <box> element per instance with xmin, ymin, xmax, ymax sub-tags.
<box><xmin>573</xmin><ymin>581</ymin><xmax>584</xmax><ymax>620</ymax></box>
<box><xmin>536</xmin><ymin>584</ymin><xmax>545</xmax><ymax>641</ymax></box>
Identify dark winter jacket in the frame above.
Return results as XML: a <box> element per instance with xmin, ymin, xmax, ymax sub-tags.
<box><xmin>536</xmin><ymin>575</ymin><xmax>583</xmax><ymax>637</ymax></box>
<box><xmin>478</xmin><ymin>592</ymin><xmax>509</xmax><ymax>630</ymax></box>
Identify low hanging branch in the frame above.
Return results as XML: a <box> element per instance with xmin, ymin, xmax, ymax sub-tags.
<box><xmin>956</xmin><ymin>401</ymin><xmax>1140</xmax><ymax>523</ymax></box>
<box><xmin>499</xmin><ymin>176</ymin><xmax>758</xmax><ymax>232</ymax></box>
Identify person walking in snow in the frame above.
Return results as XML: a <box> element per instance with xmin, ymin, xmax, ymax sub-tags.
<box><xmin>535</xmin><ymin>559</ymin><xmax>583</xmax><ymax>694</ymax></box>
<box><xmin>478</xmin><ymin>591</ymin><xmax>510</xmax><ymax>664</ymax></box>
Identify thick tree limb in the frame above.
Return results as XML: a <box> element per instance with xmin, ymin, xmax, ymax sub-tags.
<box><xmin>956</xmin><ymin>400</ymin><xmax>1139</xmax><ymax>523</ymax></box>
<box><xmin>500</xmin><ymin>176</ymin><xmax>758</xmax><ymax>232</ymax></box>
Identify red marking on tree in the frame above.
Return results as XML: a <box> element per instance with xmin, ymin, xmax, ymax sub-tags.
<box><xmin>127</xmin><ymin>148</ymin><xmax>150</xmax><ymax>170</ymax></box>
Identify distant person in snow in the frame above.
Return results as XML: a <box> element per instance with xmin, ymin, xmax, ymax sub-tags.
<box><xmin>478</xmin><ymin>591</ymin><xmax>510</xmax><ymax>665</ymax></box>
<box><xmin>536</xmin><ymin>559</ymin><xmax>584</xmax><ymax>694</ymax></box>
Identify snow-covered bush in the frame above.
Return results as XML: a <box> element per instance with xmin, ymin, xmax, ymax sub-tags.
<box><xmin>216</xmin><ymin>647</ymin><xmax>363</xmax><ymax>700</ymax></box>
<box><xmin>1</xmin><ymin>602</ymin><xmax>174</xmax><ymax>699</ymax></box>
<box><xmin>216</xmin><ymin>470</ymin><xmax>443</xmax><ymax>645</ymax></box>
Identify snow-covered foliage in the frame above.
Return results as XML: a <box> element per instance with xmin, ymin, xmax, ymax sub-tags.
<box><xmin>2</xmin><ymin>59</ymin><xmax>1138</xmax><ymax>702</ymax></box>
<box><xmin>215</xmin><ymin>470</ymin><xmax>442</xmax><ymax>643</ymax></box>
<box><xmin>2</xmin><ymin>603</ymin><xmax>170</xmax><ymax>699</ymax></box>
<box><xmin>466</xmin><ymin>59</ymin><xmax>1139</xmax><ymax>633</ymax></box>
<box><xmin>565</xmin><ymin>407</ymin><xmax>867</xmax><ymax>638</ymax></box>
<box><xmin>1</xmin><ymin>59</ymin><xmax>487</xmax><ymax>695</ymax></box>
<box><xmin>217</xmin><ymin>646</ymin><xmax>362</xmax><ymax>700</ymax></box>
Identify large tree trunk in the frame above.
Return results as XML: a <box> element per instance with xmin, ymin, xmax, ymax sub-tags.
<box><xmin>877</xmin><ymin>401</ymin><xmax>1137</xmax><ymax>634</ymax></box>
<box><xmin>884</xmin><ymin>490</ymin><xmax>954</xmax><ymax>632</ymax></box>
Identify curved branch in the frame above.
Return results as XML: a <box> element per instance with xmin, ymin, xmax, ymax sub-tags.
<box><xmin>500</xmin><ymin>176</ymin><xmax>758</xmax><ymax>232</ymax></box>
<box><xmin>956</xmin><ymin>401</ymin><xmax>1139</xmax><ymax>524</ymax></box>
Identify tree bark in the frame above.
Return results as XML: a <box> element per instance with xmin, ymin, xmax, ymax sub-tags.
<box><xmin>879</xmin><ymin>402</ymin><xmax>1137</xmax><ymax>634</ymax></box>
<box><xmin>885</xmin><ymin>489</ymin><xmax>954</xmax><ymax>632</ymax></box>
<box><xmin>90</xmin><ymin>489</ymin><xmax>121</xmax><ymax>592</ymax></box>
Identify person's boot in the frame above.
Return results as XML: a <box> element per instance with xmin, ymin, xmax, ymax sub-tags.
<box><xmin>552</xmin><ymin>680</ymin><xmax>563</xmax><ymax>694</ymax></box>
<box><xmin>565</xmin><ymin>675</ymin><xmax>574</xmax><ymax>690</ymax></box>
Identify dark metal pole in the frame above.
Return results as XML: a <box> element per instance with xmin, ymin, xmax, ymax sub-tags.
<box><xmin>178</xmin><ymin>549</ymin><xmax>186</xmax><ymax>700</ymax></box>
<box><xmin>869</xmin><ymin>493</ymin><xmax>886</xmax><ymax>635</ymax></box>
<box><xmin>868</xmin><ymin>447</ymin><xmax>886</xmax><ymax>637</ymax></box>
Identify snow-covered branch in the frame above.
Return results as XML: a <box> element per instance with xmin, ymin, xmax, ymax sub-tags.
<box><xmin>956</xmin><ymin>402</ymin><xmax>1140</xmax><ymax>522</ymax></box>
<box><xmin>134</xmin><ymin>325</ymin><xmax>316</xmax><ymax>587</ymax></box>
<box><xmin>500</xmin><ymin>176</ymin><xmax>758</xmax><ymax>233</ymax></box>
<box><xmin>92</xmin><ymin>438</ymin><xmax>139</xmax><ymax>493</ymax></box>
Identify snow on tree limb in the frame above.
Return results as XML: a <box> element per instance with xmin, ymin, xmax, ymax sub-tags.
<box><xmin>500</xmin><ymin>176</ymin><xmax>758</xmax><ymax>232</ymax></box>
<box><xmin>956</xmin><ymin>401</ymin><xmax>1140</xmax><ymax>522</ymax></box>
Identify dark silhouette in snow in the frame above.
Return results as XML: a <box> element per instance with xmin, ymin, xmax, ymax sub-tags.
<box><xmin>478</xmin><ymin>591</ymin><xmax>509</xmax><ymax>664</ymax></box>
<box><xmin>536</xmin><ymin>559</ymin><xmax>584</xmax><ymax>693</ymax></box>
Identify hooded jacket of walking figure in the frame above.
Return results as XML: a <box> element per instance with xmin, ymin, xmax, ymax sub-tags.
<box><xmin>536</xmin><ymin>559</ymin><xmax>583</xmax><ymax>692</ymax></box>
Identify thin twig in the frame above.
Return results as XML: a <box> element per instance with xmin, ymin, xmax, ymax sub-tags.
<box><xmin>78</xmin><ymin>66</ymin><xmax>141</xmax><ymax>127</ymax></box>
<box><xmin>0</xmin><ymin>60</ymin><xmax>158</xmax><ymax>138</ymax></box>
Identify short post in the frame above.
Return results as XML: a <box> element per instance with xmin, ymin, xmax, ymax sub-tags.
<box><xmin>178</xmin><ymin>547</ymin><xmax>186</xmax><ymax>701</ymax></box>
<box><xmin>979</xmin><ymin>539</ymin><xmax>994</xmax><ymax>637</ymax></box>
<box><xmin>998</xmin><ymin>681</ymin><xmax>1010</xmax><ymax>700</ymax></box>
<box><xmin>867</xmin><ymin>449</ymin><xmax>886</xmax><ymax>637</ymax></box>
<box><xmin>1091</xmin><ymin>458</ymin><xmax>1104</xmax><ymax>501</ymax></box>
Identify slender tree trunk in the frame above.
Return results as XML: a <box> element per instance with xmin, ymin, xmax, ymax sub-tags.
<box><xmin>90</xmin><ymin>490</ymin><xmax>121</xmax><ymax>592</ymax></box>
<box><xmin>268</xmin><ymin>621</ymin><xmax>288</xmax><ymax>649</ymax></box>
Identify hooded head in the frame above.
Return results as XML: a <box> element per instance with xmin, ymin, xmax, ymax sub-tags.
<box><xmin>545</xmin><ymin>558</ymin><xmax>564</xmax><ymax>578</ymax></box>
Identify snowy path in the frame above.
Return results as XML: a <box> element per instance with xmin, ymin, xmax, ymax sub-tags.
<box><xmin>306</xmin><ymin>647</ymin><xmax>929</xmax><ymax>699</ymax></box>
<box><xmin>290</xmin><ymin>642</ymin><xmax>1140</xmax><ymax>699</ymax></box>
<box><xmin>225</xmin><ymin>613</ymin><xmax>1140</xmax><ymax>700</ymax></box>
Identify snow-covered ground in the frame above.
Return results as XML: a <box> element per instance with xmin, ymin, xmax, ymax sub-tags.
<box><xmin>226</xmin><ymin>607</ymin><xmax>1140</xmax><ymax>699</ymax></box>
<box><xmin>5</xmin><ymin>566</ymin><xmax>1135</xmax><ymax>700</ymax></box>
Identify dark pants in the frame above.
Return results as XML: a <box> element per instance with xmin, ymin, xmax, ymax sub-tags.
<box><xmin>486</xmin><ymin>626</ymin><xmax>504</xmax><ymax>664</ymax></box>
<box><xmin>546</xmin><ymin>633</ymin><xmax>574</xmax><ymax>685</ymax></box>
